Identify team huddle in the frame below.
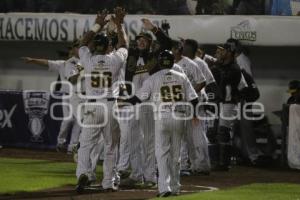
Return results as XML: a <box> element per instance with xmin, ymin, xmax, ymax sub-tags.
<box><xmin>22</xmin><ymin>7</ymin><xmax>259</xmax><ymax>198</ymax></box>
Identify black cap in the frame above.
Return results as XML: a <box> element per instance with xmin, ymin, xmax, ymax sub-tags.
<box><xmin>158</xmin><ymin>50</ymin><xmax>175</xmax><ymax>69</ymax></box>
<box><xmin>135</xmin><ymin>32</ymin><xmax>153</xmax><ymax>42</ymax></box>
<box><xmin>225</xmin><ymin>38</ymin><xmax>242</xmax><ymax>53</ymax></box>
<box><xmin>287</xmin><ymin>80</ymin><xmax>300</xmax><ymax>93</ymax></box>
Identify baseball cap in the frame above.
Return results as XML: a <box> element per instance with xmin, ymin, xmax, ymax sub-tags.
<box><xmin>287</xmin><ymin>80</ymin><xmax>300</xmax><ymax>93</ymax></box>
<box><xmin>135</xmin><ymin>32</ymin><xmax>153</xmax><ymax>42</ymax></box>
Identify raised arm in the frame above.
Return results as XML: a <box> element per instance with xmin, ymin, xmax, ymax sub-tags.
<box><xmin>142</xmin><ymin>18</ymin><xmax>172</xmax><ymax>51</ymax></box>
<box><xmin>111</xmin><ymin>7</ymin><xmax>128</xmax><ymax>49</ymax></box>
<box><xmin>80</xmin><ymin>10</ymin><xmax>108</xmax><ymax>48</ymax></box>
<box><xmin>21</xmin><ymin>57</ymin><xmax>48</xmax><ymax>67</ymax></box>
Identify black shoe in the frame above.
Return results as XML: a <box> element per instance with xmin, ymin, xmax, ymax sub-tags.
<box><xmin>180</xmin><ymin>169</ymin><xmax>191</xmax><ymax>176</ymax></box>
<box><xmin>56</xmin><ymin>143</ymin><xmax>67</xmax><ymax>152</ymax></box>
<box><xmin>76</xmin><ymin>174</ymin><xmax>89</xmax><ymax>193</ymax></box>
<box><xmin>157</xmin><ymin>191</ymin><xmax>171</xmax><ymax>198</ymax></box>
<box><xmin>118</xmin><ymin>170</ymin><xmax>131</xmax><ymax>179</ymax></box>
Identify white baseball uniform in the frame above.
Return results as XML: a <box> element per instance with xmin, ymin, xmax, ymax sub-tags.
<box><xmin>236</xmin><ymin>53</ymin><xmax>252</xmax><ymax>76</ymax></box>
<box><xmin>48</xmin><ymin>57</ymin><xmax>82</xmax><ymax>151</ymax></box>
<box><xmin>136</xmin><ymin>67</ymin><xmax>198</xmax><ymax>194</ymax></box>
<box><xmin>76</xmin><ymin>46</ymin><xmax>127</xmax><ymax>189</ymax></box>
<box><xmin>191</xmin><ymin>56</ymin><xmax>215</xmax><ymax>172</ymax></box>
<box><xmin>175</xmin><ymin>56</ymin><xmax>207</xmax><ymax>171</ymax></box>
<box><xmin>117</xmin><ymin>62</ymin><xmax>131</xmax><ymax>172</ymax></box>
<box><xmin>123</xmin><ymin>56</ymin><xmax>156</xmax><ymax>183</ymax></box>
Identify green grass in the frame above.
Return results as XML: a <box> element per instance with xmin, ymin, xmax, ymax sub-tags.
<box><xmin>152</xmin><ymin>183</ymin><xmax>300</xmax><ymax>200</ymax></box>
<box><xmin>0</xmin><ymin>157</ymin><xmax>102</xmax><ymax>194</ymax></box>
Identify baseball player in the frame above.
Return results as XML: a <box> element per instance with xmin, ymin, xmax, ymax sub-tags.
<box><xmin>21</xmin><ymin>40</ymin><xmax>83</xmax><ymax>153</ymax></box>
<box><xmin>182</xmin><ymin>39</ymin><xmax>217</xmax><ymax>174</ymax></box>
<box><xmin>75</xmin><ymin>7</ymin><xmax>128</xmax><ymax>193</ymax></box>
<box><xmin>121</xmin><ymin>50</ymin><xmax>199</xmax><ymax>197</ymax></box>
<box><xmin>171</xmin><ymin>40</ymin><xmax>207</xmax><ymax>174</ymax></box>
<box><xmin>119</xmin><ymin>18</ymin><xmax>172</xmax><ymax>187</ymax></box>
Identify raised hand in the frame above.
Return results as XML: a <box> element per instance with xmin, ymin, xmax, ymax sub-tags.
<box><xmin>141</xmin><ymin>18</ymin><xmax>155</xmax><ymax>31</ymax></box>
<box><xmin>95</xmin><ymin>9</ymin><xmax>109</xmax><ymax>27</ymax></box>
<box><xmin>112</xmin><ymin>7</ymin><xmax>126</xmax><ymax>25</ymax></box>
<box><xmin>21</xmin><ymin>57</ymin><xmax>33</xmax><ymax>63</ymax></box>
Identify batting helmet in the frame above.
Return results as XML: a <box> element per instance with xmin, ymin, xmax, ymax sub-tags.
<box><xmin>93</xmin><ymin>33</ymin><xmax>109</xmax><ymax>52</ymax></box>
<box><xmin>158</xmin><ymin>50</ymin><xmax>175</xmax><ymax>69</ymax></box>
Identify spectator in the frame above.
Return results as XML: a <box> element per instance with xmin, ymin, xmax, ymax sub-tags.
<box><xmin>271</xmin><ymin>0</ymin><xmax>292</xmax><ymax>15</ymax></box>
<box><xmin>287</xmin><ymin>80</ymin><xmax>300</xmax><ymax>104</ymax></box>
<box><xmin>234</xmin><ymin>0</ymin><xmax>265</xmax><ymax>14</ymax></box>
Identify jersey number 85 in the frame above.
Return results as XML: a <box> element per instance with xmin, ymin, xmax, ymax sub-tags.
<box><xmin>160</xmin><ymin>85</ymin><xmax>183</xmax><ymax>102</ymax></box>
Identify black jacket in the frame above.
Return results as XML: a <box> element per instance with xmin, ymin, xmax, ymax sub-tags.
<box><xmin>124</xmin><ymin>28</ymin><xmax>172</xmax><ymax>95</ymax></box>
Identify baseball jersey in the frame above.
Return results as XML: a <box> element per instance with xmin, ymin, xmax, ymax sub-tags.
<box><xmin>136</xmin><ymin>68</ymin><xmax>198</xmax><ymax>115</ymax></box>
<box><xmin>203</xmin><ymin>54</ymin><xmax>217</xmax><ymax>64</ymax></box>
<box><xmin>131</xmin><ymin>56</ymin><xmax>151</xmax><ymax>93</ymax></box>
<box><xmin>176</xmin><ymin>56</ymin><xmax>206</xmax><ymax>87</ymax></box>
<box><xmin>236</xmin><ymin>53</ymin><xmax>252</xmax><ymax>76</ymax></box>
<box><xmin>48</xmin><ymin>56</ymin><xmax>80</xmax><ymax>94</ymax></box>
<box><xmin>79</xmin><ymin>46</ymin><xmax>128</xmax><ymax>98</ymax></box>
<box><xmin>193</xmin><ymin>56</ymin><xmax>215</xmax><ymax>85</ymax></box>
<box><xmin>172</xmin><ymin>63</ymin><xmax>185</xmax><ymax>74</ymax></box>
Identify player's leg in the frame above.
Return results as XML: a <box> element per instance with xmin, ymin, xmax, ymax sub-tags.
<box><xmin>140</xmin><ymin>105</ymin><xmax>156</xmax><ymax>183</ymax></box>
<box><xmin>170</xmin><ymin>117</ymin><xmax>184</xmax><ymax>194</ymax></box>
<box><xmin>116</xmin><ymin>107</ymin><xmax>131</xmax><ymax>174</ymax></box>
<box><xmin>68</xmin><ymin>94</ymin><xmax>84</xmax><ymax>153</ymax></box>
<box><xmin>217</xmin><ymin>103</ymin><xmax>237</xmax><ymax>170</ymax></box>
<box><xmin>76</xmin><ymin>104</ymin><xmax>104</xmax><ymax>182</ymax></box>
<box><xmin>57</xmin><ymin>98</ymin><xmax>73</xmax><ymax>150</ymax></box>
<box><xmin>67</xmin><ymin>118</ymin><xmax>81</xmax><ymax>153</ymax></box>
<box><xmin>101</xmin><ymin>101</ymin><xmax>120</xmax><ymax>190</ymax></box>
<box><xmin>155</xmin><ymin>117</ymin><xmax>172</xmax><ymax>194</ymax></box>
<box><xmin>98</xmin><ymin>133</ymin><xmax>105</xmax><ymax>162</ymax></box>
<box><xmin>180</xmin><ymin>137</ymin><xmax>189</xmax><ymax>169</ymax></box>
<box><xmin>127</xmin><ymin>109</ymin><xmax>143</xmax><ymax>182</ymax></box>
<box><xmin>186</xmin><ymin>119</ymin><xmax>199</xmax><ymax>171</ymax></box>
<box><xmin>195</xmin><ymin>110</ymin><xmax>211</xmax><ymax>173</ymax></box>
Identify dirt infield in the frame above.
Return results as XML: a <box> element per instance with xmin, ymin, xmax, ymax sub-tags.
<box><xmin>1</xmin><ymin>148</ymin><xmax>300</xmax><ymax>200</ymax></box>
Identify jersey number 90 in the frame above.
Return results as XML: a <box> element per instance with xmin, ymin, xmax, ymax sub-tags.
<box><xmin>91</xmin><ymin>71</ymin><xmax>112</xmax><ymax>88</ymax></box>
<box><xmin>160</xmin><ymin>85</ymin><xmax>183</xmax><ymax>102</ymax></box>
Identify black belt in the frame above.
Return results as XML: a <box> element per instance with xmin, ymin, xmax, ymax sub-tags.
<box><xmin>88</xmin><ymin>98</ymin><xmax>116</xmax><ymax>102</ymax></box>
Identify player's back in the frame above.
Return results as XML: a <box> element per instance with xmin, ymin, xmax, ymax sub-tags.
<box><xmin>79</xmin><ymin>46</ymin><xmax>127</xmax><ymax>98</ymax></box>
<box><xmin>193</xmin><ymin>56</ymin><xmax>215</xmax><ymax>85</ymax></box>
<box><xmin>177</xmin><ymin>56</ymin><xmax>205</xmax><ymax>87</ymax></box>
<box><xmin>146</xmin><ymin>68</ymin><xmax>197</xmax><ymax>106</ymax></box>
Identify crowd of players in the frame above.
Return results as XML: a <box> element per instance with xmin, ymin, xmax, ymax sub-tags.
<box><xmin>22</xmin><ymin>7</ymin><xmax>263</xmax><ymax>198</ymax></box>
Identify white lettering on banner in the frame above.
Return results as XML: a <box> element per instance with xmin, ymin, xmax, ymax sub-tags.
<box><xmin>0</xmin><ymin>105</ymin><xmax>17</xmax><ymax>128</ymax></box>
<box><xmin>1</xmin><ymin>13</ymin><xmax>300</xmax><ymax>45</ymax></box>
